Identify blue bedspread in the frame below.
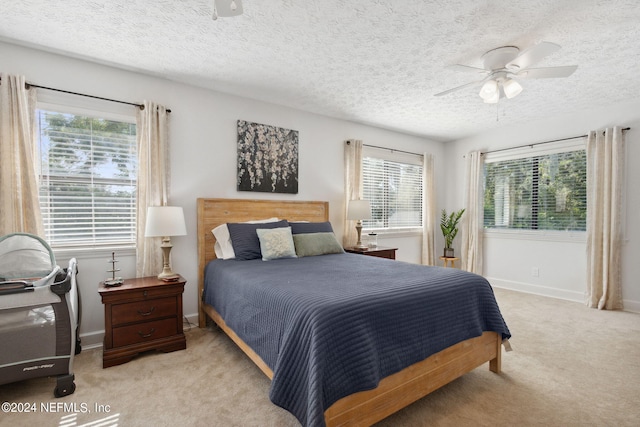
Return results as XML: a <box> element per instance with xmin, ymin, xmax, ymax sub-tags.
<box><xmin>203</xmin><ymin>253</ymin><xmax>510</xmax><ymax>427</ymax></box>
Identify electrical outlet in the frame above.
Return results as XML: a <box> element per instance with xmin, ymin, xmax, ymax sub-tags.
<box><xmin>531</xmin><ymin>267</ymin><xmax>539</xmax><ymax>277</ymax></box>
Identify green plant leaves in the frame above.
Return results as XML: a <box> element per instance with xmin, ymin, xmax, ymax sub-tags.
<box><xmin>440</xmin><ymin>208</ymin><xmax>465</xmax><ymax>248</ymax></box>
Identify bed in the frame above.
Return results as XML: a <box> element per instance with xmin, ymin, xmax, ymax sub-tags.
<box><xmin>197</xmin><ymin>198</ymin><xmax>510</xmax><ymax>427</ymax></box>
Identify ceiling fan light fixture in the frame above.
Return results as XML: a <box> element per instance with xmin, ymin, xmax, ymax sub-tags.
<box><xmin>436</xmin><ymin>41</ymin><xmax>577</xmax><ymax>104</ymax></box>
<box><xmin>483</xmin><ymin>90</ymin><xmax>500</xmax><ymax>104</ymax></box>
<box><xmin>503</xmin><ymin>78</ymin><xmax>523</xmax><ymax>99</ymax></box>
<box><xmin>212</xmin><ymin>0</ymin><xmax>243</xmax><ymax>19</ymax></box>
<box><xmin>479</xmin><ymin>79</ymin><xmax>499</xmax><ymax>101</ymax></box>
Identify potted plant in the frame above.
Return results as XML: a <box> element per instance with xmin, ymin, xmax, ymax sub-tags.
<box><xmin>440</xmin><ymin>208</ymin><xmax>465</xmax><ymax>258</ymax></box>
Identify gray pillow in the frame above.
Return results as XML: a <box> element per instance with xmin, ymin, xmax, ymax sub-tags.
<box><xmin>293</xmin><ymin>232</ymin><xmax>345</xmax><ymax>257</ymax></box>
<box><xmin>256</xmin><ymin>227</ymin><xmax>297</xmax><ymax>261</ymax></box>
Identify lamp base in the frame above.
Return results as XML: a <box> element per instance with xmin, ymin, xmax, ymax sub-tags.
<box><xmin>354</xmin><ymin>221</ymin><xmax>368</xmax><ymax>249</ymax></box>
<box><xmin>157</xmin><ymin>271</ymin><xmax>180</xmax><ymax>282</ymax></box>
<box><xmin>158</xmin><ymin>238</ymin><xmax>179</xmax><ymax>281</ymax></box>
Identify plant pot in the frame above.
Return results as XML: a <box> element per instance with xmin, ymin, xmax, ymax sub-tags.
<box><xmin>444</xmin><ymin>248</ymin><xmax>454</xmax><ymax>258</ymax></box>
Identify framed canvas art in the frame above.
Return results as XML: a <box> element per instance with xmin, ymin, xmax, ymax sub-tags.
<box><xmin>237</xmin><ymin>120</ymin><xmax>299</xmax><ymax>194</ymax></box>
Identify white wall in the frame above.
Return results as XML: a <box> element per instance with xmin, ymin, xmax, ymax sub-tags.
<box><xmin>445</xmin><ymin>101</ymin><xmax>640</xmax><ymax>312</ymax></box>
<box><xmin>5</xmin><ymin>38</ymin><xmax>636</xmax><ymax>349</ymax></box>
<box><xmin>1</xmin><ymin>41</ymin><xmax>444</xmax><ymax>346</ymax></box>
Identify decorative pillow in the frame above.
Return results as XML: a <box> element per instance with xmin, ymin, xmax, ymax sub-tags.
<box><xmin>227</xmin><ymin>220</ymin><xmax>289</xmax><ymax>260</ymax></box>
<box><xmin>290</xmin><ymin>221</ymin><xmax>334</xmax><ymax>235</ymax></box>
<box><xmin>256</xmin><ymin>227</ymin><xmax>297</xmax><ymax>261</ymax></box>
<box><xmin>212</xmin><ymin>217</ymin><xmax>280</xmax><ymax>259</ymax></box>
<box><xmin>293</xmin><ymin>232</ymin><xmax>345</xmax><ymax>257</ymax></box>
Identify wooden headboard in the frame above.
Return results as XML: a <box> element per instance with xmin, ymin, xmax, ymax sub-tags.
<box><xmin>196</xmin><ymin>198</ymin><xmax>329</xmax><ymax>327</ymax></box>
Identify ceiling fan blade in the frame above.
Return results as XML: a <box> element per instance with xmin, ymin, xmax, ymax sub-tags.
<box><xmin>434</xmin><ymin>77</ymin><xmax>489</xmax><ymax>97</ymax></box>
<box><xmin>517</xmin><ymin>65</ymin><xmax>578</xmax><ymax>79</ymax></box>
<box><xmin>507</xmin><ymin>41</ymin><xmax>561</xmax><ymax>70</ymax></box>
<box><xmin>446</xmin><ymin>64</ymin><xmax>489</xmax><ymax>74</ymax></box>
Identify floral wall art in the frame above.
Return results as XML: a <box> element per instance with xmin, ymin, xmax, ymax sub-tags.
<box><xmin>237</xmin><ymin>120</ymin><xmax>299</xmax><ymax>194</ymax></box>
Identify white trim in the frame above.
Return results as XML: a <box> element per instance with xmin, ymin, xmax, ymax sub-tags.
<box><xmin>363</xmin><ymin>145</ymin><xmax>423</xmax><ymax>166</ymax></box>
<box><xmin>484</xmin><ymin>228</ymin><xmax>587</xmax><ymax>243</ymax></box>
<box><xmin>363</xmin><ymin>228</ymin><xmax>422</xmax><ymax>238</ymax></box>
<box><xmin>490</xmin><ymin>278</ymin><xmax>640</xmax><ymax>313</ymax></box>
<box><xmin>623</xmin><ymin>299</ymin><xmax>640</xmax><ymax>313</ymax></box>
<box><xmin>36</xmin><ymin>90</ymin><xmax>136</xmax><ymax>123</ymax></box>
<box><xmin>484</xmin><ymin>138</ymin><xmax>586</xmax><ymax>163</ymax></box>
<box><xmin>488</xmin><ymin>277</ymin><xmax>584</xmax><ymax>303</ymax></box>
<box><xmin>78</xmin><ymin>330</ymin><xmax>105</xmax><ymax>350</ymax></box>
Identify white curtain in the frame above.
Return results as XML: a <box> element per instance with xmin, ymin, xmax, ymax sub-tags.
<box><xmin>421</xmin><ymin>153</ymin><xmax>437</xmax><ymax>265</ymax></box>
<box><xmin>0</xmin><ymin>73</ymin><xmax>43</xmax><ymax>236</ymax></box>
<box><xmin>586</xmin><ymin>127</ymin><xmax>624</xmax><ymax>310</ymax></box>
<box><xmin>461</xmin><ymin>150</ymin><xmax>483</xmax><ymax>273</ymax></box>
<box><xmin>136</xmin><ymin>101</ymin><xmax>170</xmax><ymax>277</ymax></box>
<box><xmin>343</xmin><ymin>140</ymin><xmax>363</xmax><ymax>247</ymax></box>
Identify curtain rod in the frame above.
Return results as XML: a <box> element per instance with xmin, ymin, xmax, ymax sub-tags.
<box><xmin>0</xmin><ymin>77</ymin><xmax>171</xmax><ymax>113</ymax></box>
<box><xmin>346</xmin><ymin>140</ymin><xmax>423</xmax><ymax>158</ymax></box>
<box><xmin>482</xmin><ymin>127</ymin><xmax>630</xmax><ymax>156</ymax></box>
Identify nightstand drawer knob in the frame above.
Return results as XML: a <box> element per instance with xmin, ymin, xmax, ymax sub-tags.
<box><xmin>143</xmin><ymin>290</ymin><xmax>148</xmax><ymax>297</ymax></box>
<box><xmin>137</xmin><ymin>306</ymin><xmax>156</xmax><ymax>316</ymax></box>
<box><xmin>137</xmin><ymin>328</ymin><xmax>156</xmax><ymax>338</ymax></box>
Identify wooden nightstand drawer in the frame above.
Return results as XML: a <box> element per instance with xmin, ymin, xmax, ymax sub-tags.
<box><xmin>112</xmin><ymin>317</ymin><xmax>178</xmax><ymax>348</ymax></box>
<box><xmin>99</xmin><ymin>285</ymin><xmax>181</xmax><ymax>305</ymax></box>
<box><xmin>111</xmin><ymin>297</ymin><xmax>177</xmax><ymax>326</ymax></box>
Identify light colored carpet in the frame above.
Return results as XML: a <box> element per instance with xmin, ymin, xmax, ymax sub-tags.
<box><xmin>1</xmin><ymin>288</ymin><xmax>639</xmax><ymax>426</ymax></box>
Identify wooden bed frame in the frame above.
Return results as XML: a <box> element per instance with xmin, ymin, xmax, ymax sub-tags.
<box><xmin>197</xmin><ymin>198</ymin><xmax>502</xmax><ymax>427</ymax></box>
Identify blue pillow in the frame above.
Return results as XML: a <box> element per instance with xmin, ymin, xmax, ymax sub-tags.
<box><xmin>289</xmin><ymin>221</ymin><xmax>334</xmax><ymax>235</ymax></box>
<box><xmin>228</xmin><ymin>220</ymin><xmax>289</xmax><ymax>260</ymax></box>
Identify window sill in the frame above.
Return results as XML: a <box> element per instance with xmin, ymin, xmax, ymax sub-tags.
<box><xmin>483</xmin><ymin>228</ymin><xmax>586</xmax><ymax>243</ymax></box>
<box><xmin>363</xmin><ymin>228</ymin><xmax>423</xmax><ymax>238</ymax></box>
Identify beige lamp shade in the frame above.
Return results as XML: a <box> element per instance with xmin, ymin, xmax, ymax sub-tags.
<box><xmin>144</xmin><ymin>206</ymin><xmax>186</xmax><ymax>281</ymax></box>
<box><xmin>347</xmin><ymin>200</ymin><xmax>372</xmax><ymax>220</ymax></box>
<box><xmin>145</xmin><ymin>206</ymin><xmax>187</xmax><ymax>237</ymax></box>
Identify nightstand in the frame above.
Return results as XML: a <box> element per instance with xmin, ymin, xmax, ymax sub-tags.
<box><xmin>345</xmin><ymin>246</ymin><xmax>398</xmax><ymax>260</ymax></box>
<box><xmin>98</xmin><ymin>276</ymin><xmax>186</xmax><ymax>368</ymax></box>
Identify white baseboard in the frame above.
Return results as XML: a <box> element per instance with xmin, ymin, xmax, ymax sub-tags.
<box><xmin>488</xmin><ymin>277</ymin><xmax>640</xmax><ymax>313</ymax></box>
<box><xmin>184</xmin><ymin>312</ymin><xmax>199</xmax><ymax>329</ymax></box>
<box><xmin>78</xmin><ymin>330</ymin><xmax>105</xmax><ymax>350</ymax></box>
<box><xmin>487</xmin><ymin>277</ymin><xmax>584</xmax><ymax>303</ymax></box>
<box><xmin>621</xmin><ymin>299</ymin><xmax>640</xmax><ymax>313</ymax></box>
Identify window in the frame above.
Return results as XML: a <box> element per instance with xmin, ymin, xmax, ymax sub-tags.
<box><xmin>362</xmin><ymin>149</ymin><xmax>423</xmax><ymax>231</ymax></box>
<box><xmin>483</xmin><ymin>142</ymin><xmax>586</xmax><ymax>232</ymax></box>
<box><xmin>36</xmin><ymin>108</ymin><xmax>137</xmax><ymax>247</ymax></box>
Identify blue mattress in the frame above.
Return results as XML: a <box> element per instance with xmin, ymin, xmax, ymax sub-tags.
<box><xmin>203</xmin><ymin>253</ymin><xmax>510</xmax><ymax>426</ymax></box>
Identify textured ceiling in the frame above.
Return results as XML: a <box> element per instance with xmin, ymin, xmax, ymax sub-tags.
<box><xmin>2</xmin><ymin>0</ymin><xmax>640</xmax><ymax>141</ymax></box>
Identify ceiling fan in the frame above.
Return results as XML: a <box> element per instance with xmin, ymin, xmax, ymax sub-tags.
<box><xmin>434</xmin><ymin>41</ymin><xmax>578</xmax><ymax>103</ymax></box>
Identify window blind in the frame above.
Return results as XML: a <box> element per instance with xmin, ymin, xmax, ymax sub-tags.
<box><xmin>362</xmin><ymin>156</ymin><xmax>423</xmax><ymax>230</ymax></box>
<box><xmin>37</xmin><ymin>110</ymin><xmax>137</xmax><ymax>247</ymax></box>
<box><xmin>483</xmin><ymin>149</ymin><xmax>587</xmax><ymax>231</ymax></box>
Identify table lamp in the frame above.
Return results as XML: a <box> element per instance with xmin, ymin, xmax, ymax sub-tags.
<box><xmin>144</xmin><ymin>206</ymin><xmax>187</xmax><ymax>281</ymax></box>
<box><xmin>347</xmin><ymin>199</ymin><xmax>372</xmax><ymax>249</ymax></box>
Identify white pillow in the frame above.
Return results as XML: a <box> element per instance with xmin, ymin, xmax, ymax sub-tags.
<box><xmin>256</xmin><ymin>227</ymin><xmax>297</xmax><ymax>261</ymax></box>
<box><xmin>212</xmin><ymin>217</ymin><xmax>280</xmax><ymax>259</ymax></box>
